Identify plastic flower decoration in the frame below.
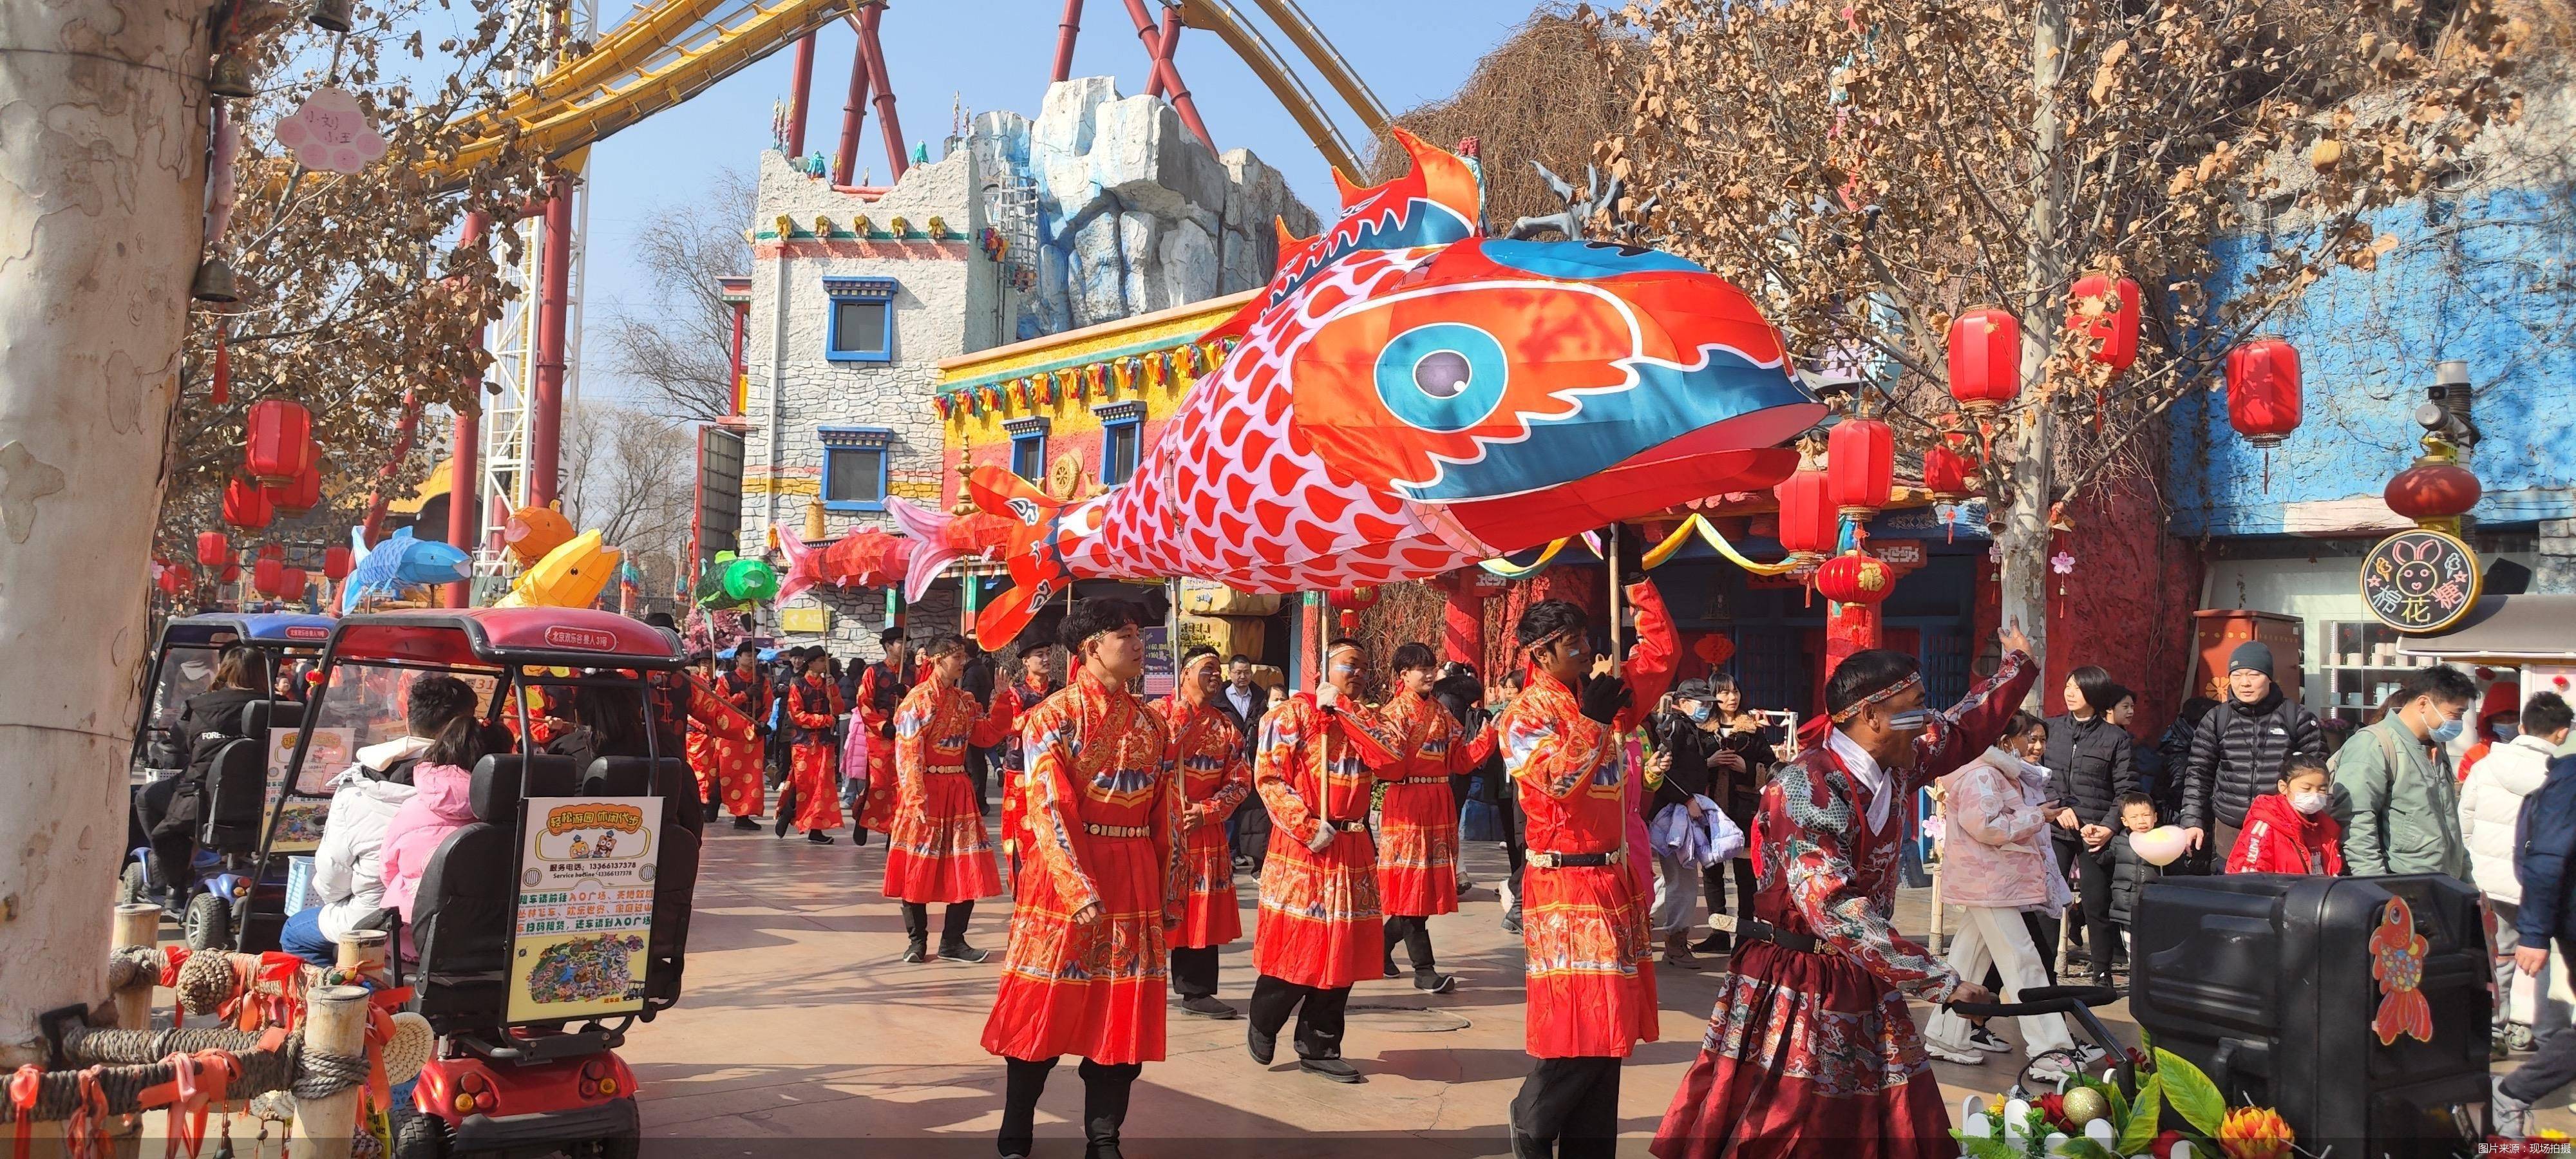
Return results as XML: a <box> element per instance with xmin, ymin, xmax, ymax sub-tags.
<box><xmin>2215</xmin><ymin>1107</ymin><xmax>2294</xmax><ymax>1159</ymax></box>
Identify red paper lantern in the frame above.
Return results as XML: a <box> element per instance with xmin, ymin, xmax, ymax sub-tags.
<box><xmin>1772</xmin><ymin>468</ymin><xmax>1835</xmax><ymax>558</ymax></box>
<box><xmin>1814</xmin><ymin>551</ymin><xmax>1896</xmax><ymax>605</ymax></box>
<box><xmin>2068</xmin><ymin>274</ymin><xmax>2141</xmax><ymax>371</ymax></box>
<box><xmin>1692</xmin><ymin>634</ymin><xmax>1736</xmax><ymax>667</ymax></box>
<box><xmin>194</xmin><ymin>531</ymin><xmax>230</xmax><ymax>568</ymax></box>
<box><xmin>222</xmin><ymin>476</ymin><xmax>274</xmax><ymax>529</ymax></box>
<box><xmin>156</xmin><ymin>565</ymin><xmax>183</xmax><ymax>596</ymax></box>
<box><xmin>1826</xmin><ymin>417</ymin><xmax>1895</xmax><ymax>520</ymax></box>
<box><xmin>279</xmin><ymin>567</ymin><xmax>308</xmax><ymax>601</ymax></box>
<box><xmin>220</xmin><ymin>564</ymin><xmax>241</xmax><ymax>584</ymax></box>
<box><xmin>252</xmin><ymin>555</ymin><xmax>284</xmax><ymax>596</ymax></box>
<box><xmin>2385</xmin><ymin>460</ymin><xmax>2482</xmax><ymax>523</ymax></box>
<box><xmin>245</xmin><ymin>400</ymin><xmax>314</xmax><ymax>485</ymax></box>
<box><xmin>322</xmin><ymin>544</ymin><xmax>354</xmax><ymax>580</ymax></box>
<box><xmin>266</xmin><ymin>460</ymin><xmax>322</xmax><ymax>516</ymax></box>
<box><xmin>1922</xmin><ymin>442</ymin><xmax>1976</xmax><ymax>500</ymax></box>
<box><xmin>258</xmin><ymin>542</ymin><xmax>284</xmax><ymax>562</ymax></box>
<box><xmin>1947</xmin><ymin>307</ymin><xmax>2022</xmax><ymax>415</ymax></box>
<box><xmin>2225</xmin><ymin>337</ymin><xmax>2302</xmax><ymax>448</ymax></box>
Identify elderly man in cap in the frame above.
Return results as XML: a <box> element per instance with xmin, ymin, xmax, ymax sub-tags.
<box><xmin>2179</xmin><ymin>641</ymin><xmax>2324</xmax><ymax>866</ymax></box>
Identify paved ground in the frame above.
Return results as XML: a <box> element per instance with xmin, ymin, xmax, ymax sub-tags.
<box><xmin>626</xmin><ymin>827</ymin><xmax>2103</xmax><ymax>1156</ymax></box>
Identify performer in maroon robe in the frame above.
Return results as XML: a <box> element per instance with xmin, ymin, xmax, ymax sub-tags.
<box><xmin>1653</xmin><ymin>623</ymin><xmax>2037</xmax><ymax>1159</ymax></box>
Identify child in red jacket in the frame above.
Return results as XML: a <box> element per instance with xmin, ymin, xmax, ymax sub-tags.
<box><xmin>2227</xmin><ymin>754</ymin><xmax>2345</xmax><ymax>875</ymax></box>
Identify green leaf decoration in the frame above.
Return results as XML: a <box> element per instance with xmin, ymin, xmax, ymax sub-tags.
<box><xmin>2154</xmin><ymin>1047</ymin><xmax>2228</xmax><ymax>1136</ymax></box>
<box><xmin>2107</xmin><ymin>1082</ymin><xmax>2130</xmax><ymax>1133</ymax></box>
<box><xmin>2058</xmin><ymin>1139</ymin><xmax>2119</xmax><ymax>1159</ymax></box>
<box><xmin>2118</xmin><ymin>1075</ymin><xmax>2166</xmax><ymax>1156</ymax></box>
<box><xmin>1957</xmin><ymin>1134</ymin><xmax>2023</xmax><ymax>1159</ymax></box>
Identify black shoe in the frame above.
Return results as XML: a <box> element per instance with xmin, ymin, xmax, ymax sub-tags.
<box><xmin>1382</xmin><ymin>962</ymin><xmax>1402</xmax><ymax>979</ymax></box>
<box><xmin>939</xmin><ymin>941</ymin><xmax>990</xmax><ymax>963</ymax></box>
<box><xmin>1694</xmin><ymin>932</ymin><xmax>1732</xmax><ymax>954</ymax></box>
<box><xmin>732</xmin><ymin>816</ymin><xmax>760</xmax><ymax>831</ymax></box>
<box><xmin>806</xmin><ymin>830</ymin><xmax>835</xmax><ymax>844</ymax></box>
<box><xmin>1298</xmin><ymin>1058</ymin><xmax>1361</xmax><ymax>1083</ymax></box>
<box><xmin>1414</xmin><ymin>972</ymin><xmax>1456</xmax><ymax>994</ymax></box>
<box><xmin>774</xmin><ymin>813</ymin><xmax>793</xmax><ymax>838</ymax></box>
<box><xmin>1247</xmin><ymin>1022</ymin><xmax>1276</xmax><ymax>1064</ymax></box>
<box><xmin>901</xmin><ymin>939</ymin><xmax>929</xmax><ymax>964</ymax></box>
<box><xmin>1084</xmin><ymin>1128</ymin><xmax>1124</xmax><ymax>1159</ymax></box>
<box><xmin>1180</xmin><ymin>995</ymin><xmax>1238</xmax><ymax>1019</ymax></box>
<box><xmin>1501</xmin><ymin>913</ymin><xmax>1523</xmax><ymax>936</ymax></box>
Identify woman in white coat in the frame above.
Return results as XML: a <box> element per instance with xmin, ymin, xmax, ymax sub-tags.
<box><xmin>2461</xmin><ymin>690</ymin><xmax>2575</xmax><ymax>1051</ymax></box>
<box><xmin>275</xmin><ymin>675</ymin><xmax>477</xmax><ymax>961</ymax></box>
<box><xmin>1921</xmin><ymin>712</ymin><xmax>2098</xmax><ymax>1082</ymax></box>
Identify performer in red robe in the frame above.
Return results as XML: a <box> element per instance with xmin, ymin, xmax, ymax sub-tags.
<box><xmin>712</xmin><ymin>649</ymin><xmax>776</xmax><ymax>830</ymax></box>
<box><xmin>1653</xmin><ymin>624</ymin><xmax>2037</xmax><ymax>1159</ymax></box>
<box><xmin>1497</xmin><ymin>585</ymin><xmax>1676</xmax><ymax>1159</ymax></box>
<box><xmin>993</xmin><ymin>645</ymin><xmax>1061</xmax><ymax>881</ymax></box>
<box><xmin>780</xmin><ymin>652</ymin><xmax>847</xmax><ymax>843</ymax></box>
<box><xmin>982</xmin><ymin>601</ymin><xmax>1183</xmax><ymax>1159</ymax></box>
<box><xmin>852</xmin><ymin>630</ymin><xmax>913</xmax><ymax>840</ymax></box>
<box><xmin>1152</xmin><ymin>645</ymin><xmax>1255</xmax><ymax>1019</ymax></box>
<box><xmin>887</xmin><ymin>634</ymin><xmax>1013</xmax><ymax>963</ymax></box>
<box><xmin>1377</xmin><ymin>641</ymin><xmax>1493</xmax><ymax>992</ymax></box>
<box><xmin>1246</xmin><ymin>637</ymin><xmax>1403</xmax><ymax>1084</ymax></box>
<box><xmin>683</xmin><ymin>661</ymin><xmax>762</xmax><ymax>826</ymax></box>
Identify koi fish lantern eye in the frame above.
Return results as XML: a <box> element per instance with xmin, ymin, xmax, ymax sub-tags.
<box><xmin>1378</xmin><ymin>323</ymin><xmax>1508</xmax><ymax>433</ymax></box>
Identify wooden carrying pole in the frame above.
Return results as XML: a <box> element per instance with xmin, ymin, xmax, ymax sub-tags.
<box><xmin>1605</xmin><ymin>525</ymin><xmax>1624</xmax><ymax>676</ymax></box>
<box><xmin>295</xmin><ymin>986</ymin><xmax>370</xmax><ymax>1159</ymax></box>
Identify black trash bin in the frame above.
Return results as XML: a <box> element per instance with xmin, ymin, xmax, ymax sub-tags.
<box><xmin>2128</xmin><ymin>872</ymin><xmax>2491</xmax><ymax>1158</ymax></box>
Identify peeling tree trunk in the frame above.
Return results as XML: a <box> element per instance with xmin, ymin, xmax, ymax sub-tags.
<box><xmin>1999</xmin><ymin>0</ymin><xmax>2070</xmax><ymax>706</ymax></box>
<box><xmin>0</xmin><ymin>0</ymin><xmax>207</xmax><ymax>1063</ymax></box>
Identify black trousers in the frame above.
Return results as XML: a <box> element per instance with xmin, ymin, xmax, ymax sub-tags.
<box><xmin>902</xmin><ymin>901</ymin><xmax>976</xmax><ymax>944</ymax></box>
<box><xmin>1511</xmin><ymin>1055</ymin><xmax>1622</xmax><ymax>1159</ymax></box>
<box><xmin>2051</xmin><ymin>838</ymin><xmax>2116</xmax><ymax>974</ymax></box>
<box><xmin>1701</xmin><ymin>858</ymin><xmax>1759</xmax><ymax>923</ymax></box>
<box><xmin>1171</xmin><ymin>946</ymin><xmax>1220</xmax><ymax>999</ymax></box>
<box><xmin>135</xmin><ymin>776</ymin><xmax>192</xmax><ymax>892</ymax></box>
<box><xmin>967</xmin><ymin>746</ymin><xmax>994</xmax><ymax>813</ymax></box>
<box><xmin>1246</xmin><ymin>974</ymin><xmax>1349</xmax><ymax>1060</ymax></box>
<box><xmin>998</xmin><ymin>1055</ymin><xmax>1141</xmax><ymax>1158</ymax></box>
<box><xmin>1383</xmin><ymin>916</ymin><xmax>1436</xmax><ymax>972</ymax></box>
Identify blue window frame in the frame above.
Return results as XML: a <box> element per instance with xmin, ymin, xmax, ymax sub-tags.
<box><xmin>1095</xmin><ymin>402</ymin><xmax>1144</xmax><ymax>486</ymax></box>
<box><xmin>823</xmin><ymin>278</ymin><xmax>897</xmax><ymax>363</ymax></box>
<box><xmin>819</xmin><ymin>426</ymin><xmax>895</xmax><ymax>511</ymax></box>
<box><xmin>1004</xmin><ymin>416</ymin><xmax>1050</xmax><ymax>482</ymax></box>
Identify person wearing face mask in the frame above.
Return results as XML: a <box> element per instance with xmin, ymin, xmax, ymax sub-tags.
<box><xmin>2178</xmin><ymin>641</ymin><xmax>2324</xmax><ymax>870</ymax></box>
<box><xmin>2225</xmin><ymin>754</ymin><xmax>2345</xmax><ymax>874</ymax></box>
<box><xmin>2332</xmin><ymin>663</ymin><xmax>2477</xmax><ymax>879</ymax></box>
<box><xmin>1655</xmin><ymin>622</ymin><xmax>2036</xmax><ymax>1159</ymax></box>
<box><xmin>2459</xmin><ymin>692</ymin><xmax>2573</xmax><ymax>1055</ymax></box>
<box><xmin>2457</xmin><ymin>680</ymin><xmax>2524</xmax><ymax>783</ymax></box>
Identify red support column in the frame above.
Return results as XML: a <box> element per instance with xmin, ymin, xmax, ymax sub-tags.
<box><xmin>1441</xmin><ymin>575</ymin><xmax>1483</xmax><ymax>667</ymax></box>
<box><xmin>530</xmin><ymin>177</ymin><xmax>572</xmax><ymax>509</ymax></box>
<box><xmin>859</xmin><ymin>4</ymin><xmax>906</xmax><ymax>180</ymax></box>
<box><xmin>831</xmin><ymin>36</ymin><xmax>874</xmax><ymax>187</ymax></box>
<box><xmin>446</xmin><ymin>211</ymin><xmax>488</xmax><ymax>608</ymax></box>
<box><xmin>785</xmin><ymin>33</ymin><xmax>817</xmax><ymax>158</ymax></box>
<box><xmin>1050</xmin><ymin>0</ymin><xmax>1084</xmax><ymax>82</ymax></box>
<box><xmin>726</xmin><ymin>299</ymin><xmax>749</xmax><ymax>417</ymax></box>
<box><xmin>1118</xmin><ymin>0</ymin><xmax>1213</xmax><ymax>153</ymax></box>
<box><xmin>1146</xmin><ymin>6</ymin><xmax>1180</xmax><ymax>99</ymax></box>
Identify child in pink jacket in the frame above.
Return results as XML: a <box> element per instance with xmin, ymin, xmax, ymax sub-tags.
<box><xmin>377</xmin><ymin>760</ymin><xmax>478</xmax><ymax>924</ymax></box>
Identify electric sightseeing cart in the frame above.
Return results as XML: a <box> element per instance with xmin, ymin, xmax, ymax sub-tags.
<box><xmin>269</xmin><ymin>607</ymin><xmax>700</xmax><ymax>1159</ymax></box>
<box><xmin>124</xmin><ymin>612</ymin><xmax>334</xmax><ymax>948</ymax></box>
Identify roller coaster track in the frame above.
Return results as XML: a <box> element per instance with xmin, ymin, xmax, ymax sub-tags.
<box><xmin>428</xmin><ymin>0</ymin><xmax>1388</xmax><ymax>189</ymax></box>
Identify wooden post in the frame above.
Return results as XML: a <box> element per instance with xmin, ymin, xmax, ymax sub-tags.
<box><xmin>111</xmin><ymin>903</ymin><xmax>160</xmax><ymax>1032</ymax></box>
<box><xmin>1604</xmin><ymin>525</ymin><xmax>1625</xmax><ymax>676</ymax></box>
<box><xmin>333</xmin><ymin>930</ymin><xmax>389</xmax><ymax>986</ymax></box>
<box><xmin>294</xmin><ymin>986</ymin><xmax>370</xmax><ymax>1159</ymax></box>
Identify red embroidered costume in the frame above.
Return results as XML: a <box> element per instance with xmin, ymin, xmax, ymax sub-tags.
<box><xmin>982</xmin><ymin>670</ymin><xmax>1185</xmax><ymax>1064</ymax></box>
<box><xmin>884</xmin><ymin>681</ymin><xmax>1012</xmax><ymax>903</ymax></box>
<box><xmin>1152</xmin><ymin>694</ymin><xmax>1253</xmax><ymax>947</ymax></box>
<box><xmin>1377</xmin><ymin>693</ymin><xmax>1492</xmax><ymax>918</ymax></box>
<box><xmin>783</xmin><ymin>675</ymin><xmax>847</xmax><ymax>834</ymax></box>
<box><xmin>684</xmin><ymin>675</ymin><xmax>762</xmax><ymax>818</ymax></box>
<box><xmin>853</xmin><ymin>658</ymin><xmax>911</xmax><ymax>833</ymax></box>
<box><xmin>993</xmin><ymin>674</ymin><xmax>1057</xmax><ymax>867</ymax></box>
<box><xmin>1653</xmin><ymin>647</ymin><xmax>2036</xmax><ymax>1159</ymax></box>
<box><xmin>1250</xmin><ymin>695</ymin><xmax>1403</xmax><ymax>989</ymax></box>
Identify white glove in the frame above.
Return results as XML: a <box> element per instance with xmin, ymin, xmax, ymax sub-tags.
<box><xmin>1316</xmin><ymin>683</ymin><xmax>1342</xmax><ymax>711</ymax></box>
<box><xmin>1307</xmin><ymin>824</ymin><xmax>1339</xmax><ymax>854</ymax></box>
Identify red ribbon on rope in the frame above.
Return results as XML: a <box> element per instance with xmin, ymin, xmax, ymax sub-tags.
<box><xmin>64</xmin><ymin>1068</ymin><xmax>109</xmax><ymax>1159</ymax></box>
<box><xmin>10</xmin><ymin>1064</ymin><xmax>40</xmax><ymax>1159</ymax></box>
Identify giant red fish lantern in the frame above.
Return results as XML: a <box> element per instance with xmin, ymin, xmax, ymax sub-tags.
<box><xmin>900</xmin><ymin>130</ymin><xmax>1829</xmax><ymax>648</ymax></box>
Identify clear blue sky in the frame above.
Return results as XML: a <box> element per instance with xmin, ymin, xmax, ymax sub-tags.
<box><xmin>577</xmin><ymin>0</ymin><xmax>1537</xmax><ymax>406</ymax></box>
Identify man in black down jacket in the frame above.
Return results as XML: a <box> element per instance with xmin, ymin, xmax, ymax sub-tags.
<box><xmin>2047</xmin><ymin>667</ymin><xmax>2137</xmax><ymax>981</ymax></box>
<box><xmin>2181</xmin><ymin>641</ymin><xmax>2324</xmax><ymax>867</ymax></box>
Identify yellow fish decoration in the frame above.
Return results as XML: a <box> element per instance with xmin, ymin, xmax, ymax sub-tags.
<box><xmin>496</xmin><ymin>529</ymin><xmax>622</xmax><ymax>609</ymax></box>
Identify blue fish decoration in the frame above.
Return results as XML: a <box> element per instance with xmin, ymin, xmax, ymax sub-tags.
<box><xmin>341</xmin><ymin>526</ymin><xmax>471</xmax><ymax>612</ymax></box>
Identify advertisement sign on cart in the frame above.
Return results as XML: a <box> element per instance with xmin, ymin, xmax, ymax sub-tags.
<box><xmin>507</xmin><ymin>796</ymin><xmax>661</xmax><ymax>1024</ymax></box>
<box><xmin>267</xmin><ymin>726</ymin><xmax>352</xmax><ymax>851</ymax></box>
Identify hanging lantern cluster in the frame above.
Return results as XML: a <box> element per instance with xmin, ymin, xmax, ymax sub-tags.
<box><xmin>267</xmin><ymin>458</ymin><xmax>323</xmax><ymax>516</ymax></box>
<box><xmin>245</xmin><ymin>400</ymin><xmax>314</xmax><ymax>485</ymax></box>
<box><xmin>222</xmin><ymin>476</ymin><xmax>273</xmax><ymax>529</ymax></box>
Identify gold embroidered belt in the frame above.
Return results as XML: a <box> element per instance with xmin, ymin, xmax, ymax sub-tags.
<box><xmin>1084</xmin><ymin>823</ymin><xmax>1150</xmax><ymax>839</ymax></box>
<box><xmin>1529</xmin><ymin>849</ymin><xmax>1624</xmax><ymax>869</ymax></box>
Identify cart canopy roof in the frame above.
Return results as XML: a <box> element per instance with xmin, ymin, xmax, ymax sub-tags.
<box><xmin>2398</xmin><ymin>594</ymin><xmax>2576</xmax><ymax>662</ymax></box>
<box><xmin>162</xmin><ymin>612</ymin><xmax>339</xmax><ymax>648</ymax></box>
<box><xmin>327</xmin><ymin>607</ymin><xmax>684</xmax><ymax>670</ymax></box>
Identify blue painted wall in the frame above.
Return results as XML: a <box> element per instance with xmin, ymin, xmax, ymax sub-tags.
<box><xmin>2172</xmin><ymin>184</ymin><xmax>2576</xmax><ymax>537</ymax></box>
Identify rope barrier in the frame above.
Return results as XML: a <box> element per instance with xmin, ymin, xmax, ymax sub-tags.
<box><xmin>0</xmin><ymin>1028</ymin><xmax>366</xmax><ymax>1126</ymax></box>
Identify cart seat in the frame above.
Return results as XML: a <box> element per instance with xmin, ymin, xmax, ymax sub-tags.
<box><xmin>580</xmin><ymin>757</ymin><xmax>700</xmax><ymax>1010</ymax></box>
<box><xmin>410</xmin><ymin>753</ymin><xmax>577</xmax><ymax>1032</ymax></box>
<box><xmin>198</xmin><ymin>737</ymin><xmax>269</xmax><ymax>853</ymax></box>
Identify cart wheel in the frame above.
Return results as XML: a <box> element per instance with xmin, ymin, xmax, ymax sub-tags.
<box><xmin>182</xmin><ymin>891</ymin><xmax>229</xmax><ymax>952</ymax></box>
<box><xmin>391</xmin><ymin>1109</ymin><xmax>450</xmax><ymax>1159</ymax></box>
<box><xmin>118</xmin><ymin>862</ymin><xmax>149</xmax><ymax>907</ymax></box>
